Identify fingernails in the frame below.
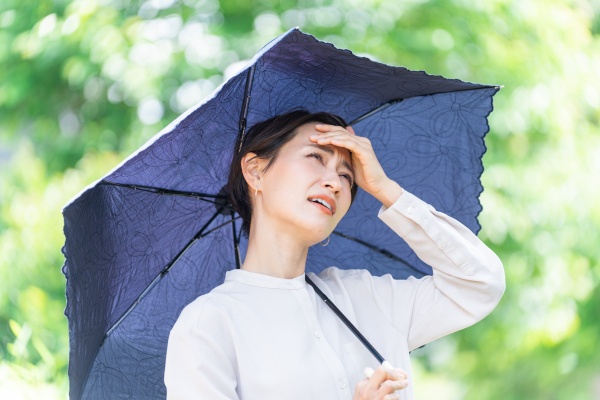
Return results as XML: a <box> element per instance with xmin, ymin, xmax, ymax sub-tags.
<box><xmin>364</xmin><ymin>367</ymin><xmax>375</xmax><ymax>379</ymax></box>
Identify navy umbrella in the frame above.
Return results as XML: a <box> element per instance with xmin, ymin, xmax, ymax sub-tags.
<box><xmin>62</xmin><ymin>28</ymin><xmax>499</xmax><ymax>399</ymax></box>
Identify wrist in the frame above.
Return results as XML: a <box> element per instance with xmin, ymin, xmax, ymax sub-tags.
<box><xmin>372</xmin><ymin>179</ymin><xmax>403</xmax><ymax>208</ymax></box>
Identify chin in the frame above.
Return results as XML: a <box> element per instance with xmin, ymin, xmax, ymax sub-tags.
<box><xmin>272</xmin><ymin>205</ymin><xmax>340</xmax><ymax>243</ymax></box>
<box><xmin>283</xmin><ymin>219</ymin><xmax>329</xmax><ymax>243</ymax></box>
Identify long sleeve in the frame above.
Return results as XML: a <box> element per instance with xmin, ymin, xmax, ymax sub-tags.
<box><xmin>165</xmin><ymin>296</ymin><xmax>240</xmax><ymax>400</ymax></box>
<box><xmin>375</xmin><ymin>190</ymin><xmax>505</xmax><ymax>351</ymax></box>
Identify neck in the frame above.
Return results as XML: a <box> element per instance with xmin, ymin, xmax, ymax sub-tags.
<box><xmin>241</xmin><ymin>220</ymin><xmax>311</xmax><ymax>279</ymax></box>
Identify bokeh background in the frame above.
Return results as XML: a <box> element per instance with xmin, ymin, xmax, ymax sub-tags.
<box><xmin>1</xmin><ymin>0</ymin><xmax>599</xmax><ymax>398</ymax></box>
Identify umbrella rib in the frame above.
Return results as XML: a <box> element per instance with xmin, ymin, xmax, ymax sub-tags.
<box><xmin>349</xmin><ymin>85</ymin><xmax>500</xmax><ymax>126</ymax></box>
<box><xmin>349</xmin><ymin>99</ymin><xmax>404</xmax><ymax>125</ymax></box>
<box><xmin>103</xmin><ymin>207</ymin><xmax>238</xmax><ymax>342</ymax></box>
<box><xmin>157</xmin><ymin>210</ymin><xmax>242</xmax><ymax>278</ymax></box>
<box><xmin>160</xmin><ymin>206</ymin><xmax>228</xmax><ymax>276</ymax></box>
<box><xmin>331</xmin><ymin>231</ymin><xmax>424</xmax><ymax>275</ymax></box>
<box><xmin>238</xmin><ymin>64</ymin><xmax>256</xmax><ymax>152</ymax></box>
<box><xmin>100</xmin><ymin>180</ymin><xmax>232</xmax><ymax>206</ymax></box>
<box><xmin>94</xmin><ymin>213</ymin><xmax>245</xmax><ymax>400</ymax></box>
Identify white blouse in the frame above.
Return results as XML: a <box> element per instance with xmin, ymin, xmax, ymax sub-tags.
<box><xmin>164</xmin><ymin>191</ymin><xmax>505</xmax><ymax>399</ymax></box>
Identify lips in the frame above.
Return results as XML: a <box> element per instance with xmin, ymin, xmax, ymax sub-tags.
<box><xmin>308</xmin><ymin>194</ymin><xmax>336</xmax><ymax>215</ymax></box>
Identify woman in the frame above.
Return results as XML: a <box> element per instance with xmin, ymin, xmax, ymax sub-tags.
<box><xmin>164</xmin><ymin>110</ymin><xmax>505</xmax><ymax>399</ymax></box>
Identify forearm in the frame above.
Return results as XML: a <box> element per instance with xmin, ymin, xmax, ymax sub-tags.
<box><xmin>369</xmin><ymin>178</ymin><xmax>404</xmax><ymax>209</ymax></box>
<box><xmin>378</xmin><ymin>190</ymin><xmax>505</xmax><ymax>348</ymax></box>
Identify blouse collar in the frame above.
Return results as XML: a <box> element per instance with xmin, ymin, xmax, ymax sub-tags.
<box><xmin>225</xmin><ymin>269</ymin><xmax>307</xmax><ymax>290</ymax></box>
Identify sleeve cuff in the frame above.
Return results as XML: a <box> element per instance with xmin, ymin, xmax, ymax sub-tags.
<box><xmin>377</xmin><ymin>190</ymin><xmax>436</xmax><ymax>238</ymax></box>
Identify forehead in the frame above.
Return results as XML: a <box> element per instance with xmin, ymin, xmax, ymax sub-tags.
<box><xmin>289</xmin><ymin>123</ymin><xmax>353</xmax><ymax>165</ymax></box>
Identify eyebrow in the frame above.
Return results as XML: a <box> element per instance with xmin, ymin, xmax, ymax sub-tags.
<box><xmin>306</xmin><ymin>144</ymin><xmax>354</xmax><ymax>174</ymax></box>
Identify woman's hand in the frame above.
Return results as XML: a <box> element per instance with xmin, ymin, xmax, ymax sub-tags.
<box><xmin>310</xmin><ymin>124</ymin><xmax>403</xmax><ymax>207</ymax></box>
<box><xmin>353</xmin><ymin>363</ymin><xmax>409</xmax><ymax>400</ymax></box>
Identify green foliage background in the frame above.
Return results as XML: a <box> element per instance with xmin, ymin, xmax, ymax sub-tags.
<box><xmin>1</xmin><ymin>0</ymin><xmax>599</xmax><ymax>398</ymax></box>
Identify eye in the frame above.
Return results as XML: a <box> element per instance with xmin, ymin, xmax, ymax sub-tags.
<box><xmin>307</xmin><ymin>152</ymin><xmax>324</xmax><ymax>163</ymax></box>
<box><xmin>340</xmin><ymin>173</ymin><xmax>354</xmax><ymax>188</ymax></box>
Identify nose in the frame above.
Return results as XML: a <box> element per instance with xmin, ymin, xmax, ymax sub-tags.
<box><xmin>322</xmin><ymin>168</ymin><xmax>343</xmax><ymax>194</ymax></box>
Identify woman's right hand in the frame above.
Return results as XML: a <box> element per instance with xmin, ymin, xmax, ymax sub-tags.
<box><xmin>353</xmin><ymin>364</ymin><xmax>409</xmax><ymax>400</ymax></box>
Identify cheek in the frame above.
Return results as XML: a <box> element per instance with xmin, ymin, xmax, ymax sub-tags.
<box><xmin>333</xmin><ymin>188</ymin><xmax>352</xmax><ymax>218</ymax></box>
<box><xmin>264</xmin><ymin>163</ymin><xmax>309</xmax><ymax>199</ymax></box>
<box><xmin>293</xmin><ymin>160</ymin><xmax>322</xmax><ymax>182</ymax></box>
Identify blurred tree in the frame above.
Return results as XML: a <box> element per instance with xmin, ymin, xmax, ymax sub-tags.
<box><xmin>1</xmin><ymin>0</ymin><xmax>599</xmax><ymax>398</ymax></box>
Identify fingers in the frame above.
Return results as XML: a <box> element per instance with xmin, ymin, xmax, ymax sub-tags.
<box><xmin>382</xmin><ymin>364</ymin><xmax>409</xmax><ymax>392</ymax></box>
<box><xmin>314</xmin><ymin>123</ymin><xmax>356</xmax><ymax>135</ymax></box>
<box><xmin>381</xmin><ymin>377</ymin><xmax>409</xmax><ymax>392</ymax></box>
<box><xmin>368</xmin><ymin>365</ymin><xmax>390</xmax><ymax>388</ymax></box>
<box><xmin>382</xmin><ymin>361</ymin><xmax>408</xmax><ymax>380</ymax></box>
<box><xmin>313</xmin><ymin>124</ymin><xmax>359</xmax><ymax>142</ymax></box>
<box><xmin>311</xmin><ymin>123</ymin><xmax>390</xmax><ymax>197</ymax></box>
<box><xmin>361</xmin><ymin>362</ymin><xmax>409</xmax><ymax>398</ymax></box>
<box><xmin>310</xmin><ymin>125</ymin><xmax>371</xmax><ymax>155</ymax></box>
<box><xmin>314</xmin><ymin>123</ymin><xmax>350</xmax><ymax>133</ymax></box>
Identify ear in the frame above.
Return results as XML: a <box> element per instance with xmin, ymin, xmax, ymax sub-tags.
<box><xmin>346</xmin><ymin>125</ymin><xmax>356</xmax><ymax>135</ymax></box>
<box><xmin>241</xmin><ymin>152</ymin><xmax>265</xmax><ymax>193</ymax></box>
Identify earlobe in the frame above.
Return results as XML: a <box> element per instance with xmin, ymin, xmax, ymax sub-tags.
<box><xmin>241</xmin><ymin>152</ymin><xmax>262</xmax><ymax>193</ymax></box>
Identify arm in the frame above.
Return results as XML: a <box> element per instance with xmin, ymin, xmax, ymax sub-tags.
<box><xmin>311</xmin><ymin>124</ymin><xmax>505</xmax><ymax>350</ymax></box>
<box><xmin>377</xmin><ymin>189</ymin><xmax>505</xmax><ymax>350</ymax></box>
<box><xmin>165</xmin><ymin>298</ymin><xmax>239</xmax><ymax>400</ymax></box>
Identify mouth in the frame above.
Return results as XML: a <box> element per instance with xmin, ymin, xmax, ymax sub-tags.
<box><xmin>308</xmin><ymin>195</ymin><xmax>336</xmax><ymax>216</ymax></box>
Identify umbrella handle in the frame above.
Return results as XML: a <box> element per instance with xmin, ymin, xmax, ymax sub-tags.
<box><xmin>305</xmin><ymin>275</ymin><xmax>385</xmax><ymax>364</ymax></box>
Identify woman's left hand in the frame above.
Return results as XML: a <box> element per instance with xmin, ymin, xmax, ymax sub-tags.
<box><xmin>311</xmin><ymin>124</ymin><xmax>403</xmax><ymax>207</ymax></box>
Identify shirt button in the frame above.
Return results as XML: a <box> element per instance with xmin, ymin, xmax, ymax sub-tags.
<box><xmin>314</xmin><ymin>331</ymin><xmax>321</xmax><ymax>339</ymax></box>
<box><xmin>407</xmin><ymin>206</ymin><xmax>415</xmax><ymax>214</ymax></box>
<box><xmin>440</xmin><ymin>240</ymin><xmax>447</xmax><ymax>247</ymax></box>
<box><xmin>338</xmin><ymin>379</ymin><xmax>346</xmax><ymax>389</ymax></box>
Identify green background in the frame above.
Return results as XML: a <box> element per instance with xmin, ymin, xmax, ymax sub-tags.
<box><xmin>1</xmin><ymin>0</ymin><xmax>599</xmax><ymax>398</ymax></box>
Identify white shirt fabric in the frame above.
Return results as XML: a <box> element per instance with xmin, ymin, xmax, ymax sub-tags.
<box><xmin>164</xmin><ymin>191</ymin><xmax>505</xmax><ymax>399</ymax></box>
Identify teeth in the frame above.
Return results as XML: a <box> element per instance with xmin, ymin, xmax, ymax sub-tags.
<box><xmin>311</xmin><ymin>198</ymin><xmax>332</xmax><ymax>211</ymax></box>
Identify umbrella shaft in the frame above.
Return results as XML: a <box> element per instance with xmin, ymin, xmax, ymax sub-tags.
<box><xmin>305</xmin><ymin>275</ymin><xmax>385</xmax><ymax>364</ymax></box>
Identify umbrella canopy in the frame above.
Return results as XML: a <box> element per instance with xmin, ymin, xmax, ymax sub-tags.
<box><xmin>62</xmin><ymin>28</ymin><xmax>499</xmax><ymax>399</ymax></box>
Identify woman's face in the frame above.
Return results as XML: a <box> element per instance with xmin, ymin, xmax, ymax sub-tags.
<box><xmin>255</xmin><ymin>122</ymin><xmax>354</xmax><ymax>245</ymax></box>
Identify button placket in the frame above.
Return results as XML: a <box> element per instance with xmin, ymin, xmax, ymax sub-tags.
<box><xmin>294</xmin><ymin>285</ymin><xmax>352</xmax><ymax>399</ymax></box>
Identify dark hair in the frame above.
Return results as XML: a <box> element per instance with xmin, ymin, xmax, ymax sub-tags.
<box><xmin>227</xmin><ymin>110</ymin><xmax>358</xmax><ymax>236</ymax></box>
